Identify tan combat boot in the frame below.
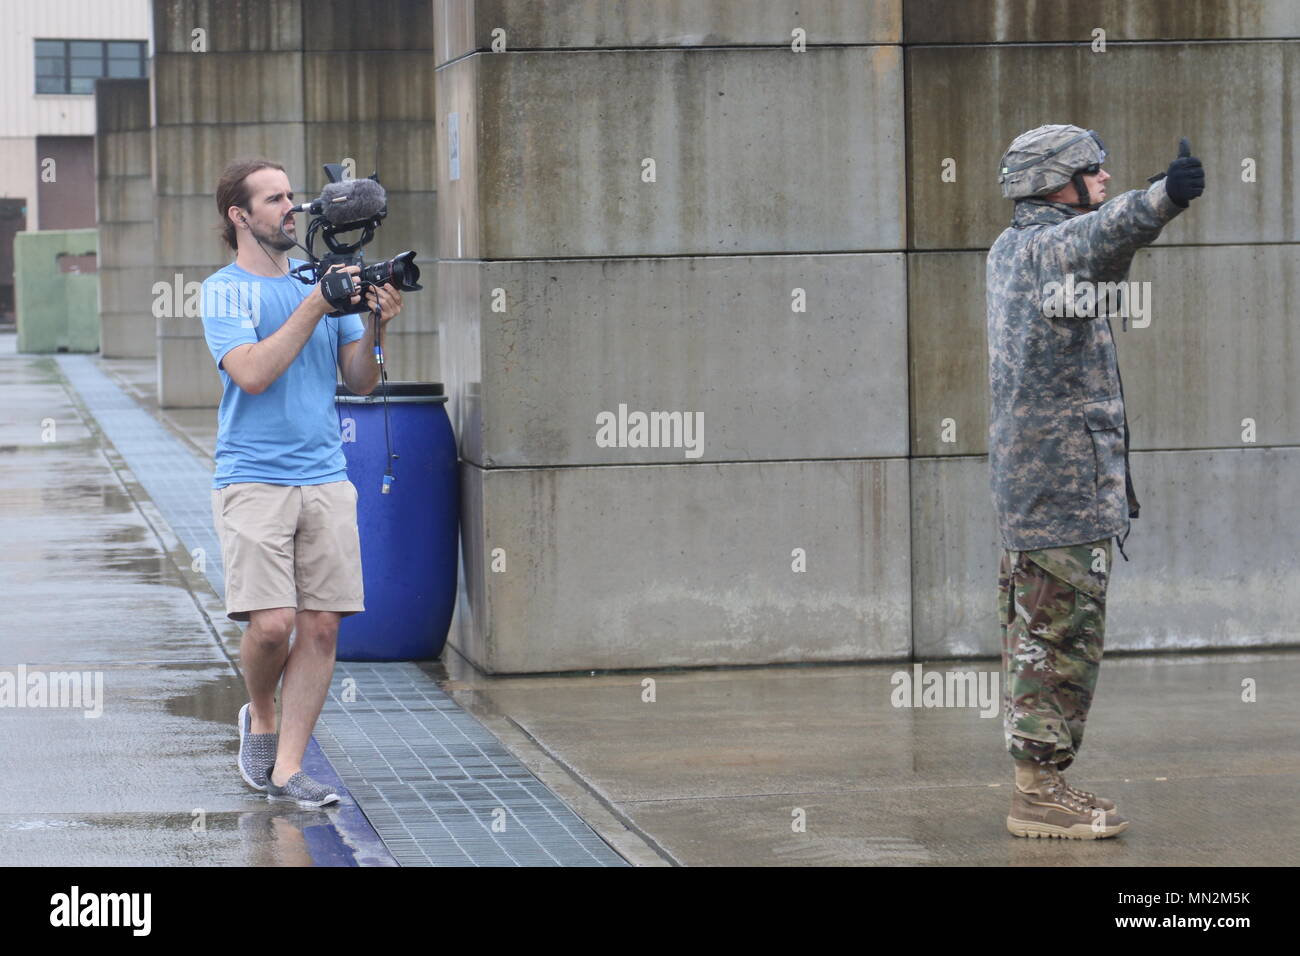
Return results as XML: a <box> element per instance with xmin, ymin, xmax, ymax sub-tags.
<box><xmin>1007</xmin><ymin>761</ymin><xmax>1129</xmax><ymax>840</ymax></box>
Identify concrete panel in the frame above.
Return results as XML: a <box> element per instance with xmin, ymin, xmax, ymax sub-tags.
<box><xmin>151</xmin><ymin>124</ymin><xmax>307</xmax><ymax>197</ymax></box>
<box><xmin>303</xmin><ymin>0</ymin><xmax>434</xmax><ymax>51</ymax></box>
<box><xmin>450</xmin><ymin>457</ymin><xmax>912</xmax><ymax>673</ymax></box>
<box><xmin>155</xmin><ymin>195</ymin><xmax>235</xmax><ymax>267</ymax></box>
<box><xmin>303</xmin><ymin>53</ymin><xmax>436</xmax><ymax>122</ymax></box>
<box><xmin>378</xmin><ymin>276</ymin><xmax>437</xmax><ymax>334</ymax></box>
<box><xmin>302</xmin><ymin>122</ymin><xmax>437</xmax><ymax>192</ymax></box>
<box><xmin>909</xmin><ymin>244</ymin><xmax>1300</xmax><ymax>456</ymax></box>
<box><xmin>1119</xmin><ymin>244</ymin><xmax>1300</xmax><ymax>450</ymax></box>
<box><xmin>152</xmin><ymin>0</ymin><xmax>302</xmax><ymax>53</ymax></box>
<box><xmin>434</xmin><ymin>0</ymin><xmax>901</xmax><ymax>65</ymax></box>
<box><xmin>94</xmin><ymin>79</ymin><xmax>151</xmax><ymax>134</ymax></box>
<box><xmin>155</xmin><ymin>308</ymin><xmax>211</xmax><ymax>347</ymax></box>
<box><xmin>158</xmin><ymin>333</ymin><xmax>222</xmax><ymax>407</ymax></box>
<box><xmin>1111</xmin><ymin>448</ymin><xmax>1300</xmax><ymax>650</ymax></box>
<box><xmin>910</xmin><ymin>449</ymin><xmax>1300</xmax><ymax>658</ymax></box>
<box><xmin>441</xmin><ymin>47</ymin><xmax>905</xmax><ymax>259</ymax></box>
<box><xmin>907</xmin><ymin>43</ymin><xmax>1298</xmax><ymax>249</ymax></box>
<box><xmin>101</xmin><ymin>313</ymin><xmax>157</xmax><ymax>359</ymax></box>
<box><xmin>433</xmin><ymin>55</ymin><xmax>480</xmax><ymax>260</ymax></box>
<box><xmin>904</xmin><ymin>0</ymin><xmax>1300</xmax><ymax>43</ymax></box>
<box><xmin>379</xmin><ymin>330</ymin><xmax>441</xmax><ymax>382</ymax></box>
<box><xmin>152</xmin><ymin>307</ymin><xmax>437</xmax><ymax>393</ymax></box>
<box><xmin>101</xmin><ymin>266</ymin><xmax>180</xmax><ymax>316</ymax></box>
<box><xmin>97</xmin><ymin>131</ymin><xmax>151</xmax><ymax>180</ymax></box>
<box><xmin>342</xmin><ymin>190</ymin><xmax>437</xmax><ymax>259</ymax></box>
<box><xmin>452</xmin><ymin>455</ymin><xmax>487</xmax><ymax>666</ymax></box>
<box><xmin>447</xmin><ymin>253</ymin><xmax>906</xmax><ymax>467</ymax></box>
<box><xmin>152</xmin><ymin>53</ymin><xmax>304</xmax><ymax>125</ymax></box>
<box><xmin>96</xmin><ymin>76</ymin><xmax>157</xmax><ymax>365</ymax></box>
<box><xmin>909</xmin><ymin>455</ymin><xmax>998</xmax><ymax>658</ymax></box>
<box><xmin>436</xmin><ymin>260</ymin><xmax>483</xmax><ymax>461</ymax></box>
<box><xmin>97</xmin><ymin>176</ymin><xmax>155</xmax><ymax>224</ymax></box>
<box><xmin>96</xmin><ymin>222</ymin><xmax>156</xmax><ymax>269</ymax></box>
<box><xmin>908</xmin><ymin>251</ymin><xmax>987</xmax><ymax>457</ymax></box>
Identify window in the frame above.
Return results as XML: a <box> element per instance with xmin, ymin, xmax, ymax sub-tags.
<box><xmin>35</xmin><ymin>39</ymin><xmax>147</xmax><ymax>94</ymax></box>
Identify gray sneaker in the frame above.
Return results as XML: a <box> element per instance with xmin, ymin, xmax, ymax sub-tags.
<box><xmin>265</xmin><ymin>770</ymin><xmax>341</xmax><ymax>809</ymax></box>
<box><xmin>237</xmin><ymin>702</ymin><xmax>278</xmax><ymax>791</ymax></box>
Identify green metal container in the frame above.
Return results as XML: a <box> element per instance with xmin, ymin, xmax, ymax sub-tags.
<box><xmin>15</xmin><ymin>229</ymin><xmax>100</xmax><ymax>353</ymax></box>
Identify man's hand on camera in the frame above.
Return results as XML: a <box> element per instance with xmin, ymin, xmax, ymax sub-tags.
<box><xmin>365</xmin><ymin>282</ymin><xmax>404</xmax><ymax>326</ymax></box>
<box><xmin>314</xmin><ymin>264</ymin><xmax>362</xmax><ymax>314</ymax></box>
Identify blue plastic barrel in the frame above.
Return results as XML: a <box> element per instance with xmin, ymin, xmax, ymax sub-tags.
<box><xmin>334</xmin><ymin>382</ymin><xmax>458</xmax><ymax>661</ymax></box>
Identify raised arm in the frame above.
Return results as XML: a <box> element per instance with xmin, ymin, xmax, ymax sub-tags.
<box><xmin>1038</xmin><ymin>139</ymin><xmax>1204</xmax><ymax>284</ymax></box>
<box><xmin>1037</xmin><ymin>177</ymin><xmax>1184</xmax><ymax>284</ymax></box>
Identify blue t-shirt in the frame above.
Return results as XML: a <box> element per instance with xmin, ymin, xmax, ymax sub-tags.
<box><xmin>200</xmin><ymin>259</ymin><xmax>365</xmax><ymax>489</ymax></box>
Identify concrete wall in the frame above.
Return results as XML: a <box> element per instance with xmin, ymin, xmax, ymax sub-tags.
<box><xmin>149</xmin><ymin>0</ymin><xmax>438</xmax><ymax>406</ymax></box>
<box><xmin>437</xmin><ymin>2</ymin><xmax>913</xmax><ymax>672</ymax></box>
<box><xmin>904</xmin><ymin>12</ymin><xmax>1300</xmax><ymax>657</ymax></box>
<box><xmin>96</xmin><ymin>79</ymin><xmax>155</xmax><ymax>358</ymax></box>
<box><xmin>83</xmin><ymin>2</ymin><xmax>1297</xmax><ymax>669</ymax></box>
<box><xmin>439</xmin><ymin>0</ymin><xmax>1299</xmax><ymax>672</ymax></box>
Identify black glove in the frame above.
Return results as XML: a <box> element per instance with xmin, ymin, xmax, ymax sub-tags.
<box><xmin>1163</xmin><ymin>137</ymin><xmax>1204</xmax><ymax>207</ymax></box>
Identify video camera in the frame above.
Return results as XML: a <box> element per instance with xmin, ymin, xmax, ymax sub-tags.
<box><xmin>287</xmin><ymin>162</ymin><xmax>422</xmax><ymax>316</ymax></box>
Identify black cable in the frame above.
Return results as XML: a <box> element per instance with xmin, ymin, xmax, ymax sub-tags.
<box><xmin>255</xmin><ymin>222</ymin><xmax>337</xmax><ymax>352</ymax></box>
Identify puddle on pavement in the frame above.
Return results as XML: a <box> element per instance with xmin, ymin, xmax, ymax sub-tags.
<box><xmin>0</xmin><ymin>811</ymin><xmax>368</xmax><ymax>866</ymax></box>
<box><xmin>151</xmin><ymin>670</ymin><xmax>389</xmax><ymax>867</ymax></box>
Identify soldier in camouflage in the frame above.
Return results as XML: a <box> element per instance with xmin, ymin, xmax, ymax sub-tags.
<box><xmin>986</xmin><ymin>124</ymin><xmax>1205</xmax><ymax>839</ymax></box>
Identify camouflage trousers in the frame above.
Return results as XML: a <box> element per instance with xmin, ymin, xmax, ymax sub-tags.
<box><xmin>998</xmin><ymin>538</ymin><xmax>1113</xmax><ymax>770</ymax></box>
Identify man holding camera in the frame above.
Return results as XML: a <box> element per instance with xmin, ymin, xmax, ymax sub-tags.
<box><xmin>987</xmin><ymin>128</ymin><xmax>1204</xmax><ymax>838</ymax></box>
<box><xmin>201</xmin><ymin>158</ymin><xmax>403</xmax><ymax>808</ymax></box>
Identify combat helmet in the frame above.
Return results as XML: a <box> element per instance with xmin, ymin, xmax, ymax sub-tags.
<box><xmin>998</xmin><ymin>124</ymin><xmax>1107</xmax><ymax>206</ymax></box>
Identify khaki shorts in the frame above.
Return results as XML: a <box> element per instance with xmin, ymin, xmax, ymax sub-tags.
<box><xmin>210</xmin><ymin>480</ymin><xmax>365</xmax><ymax>622</ymax></box>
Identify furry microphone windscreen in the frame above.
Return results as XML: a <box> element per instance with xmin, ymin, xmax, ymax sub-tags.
<box><xmin>320</xmin><ymin>178</ymin><xmax>388</xmax><ymax>224</ymax></box>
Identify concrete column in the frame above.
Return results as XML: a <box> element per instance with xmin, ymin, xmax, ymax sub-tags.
<box><xmin>301</xmin><ymin>5</ymin><xmax>439</xmax><ymax>383</ymax></box>
<box><xmin>435</xmin><ymin>1</ymin><xmax>909</xmax><ymax>672</ymax></box>
<box><xmin>149</xmin><ymin>0</ymin><xmax>437</xmax><ymax>407</ymax></box>
<box><xmin>95</xmin><ymin>78</ymin><xmax>155</xmax><ymax>358</ymax></box>
<box><xmin>151</xmin><ymin>0</ymin><xmax>307</xmax><ymax>407</ymax></box>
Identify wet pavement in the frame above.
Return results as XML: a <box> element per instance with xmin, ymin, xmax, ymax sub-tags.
<box><xmin>0</xmin><ymin>338</ymin><xmax>392</xmax><ymax>865</ymax></box>
<box><xmin>440</xmin><ymin>651</ymin><xmax>1300</xmax><ymax>865</ymax></box>
<box><xmin>6</xmin><ymin>334</ymin><xmax>1298</xmax><ymax>866</ymax></box>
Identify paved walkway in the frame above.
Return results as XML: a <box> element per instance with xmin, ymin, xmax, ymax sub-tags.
<box><xmin>0</xmin><ymin>344</ymin><xmax>388</xmax><ymax>864</ymax></box>
<box><xmin>0</xmin><ymin>336</ymin><xmax>625</xmax><ymax>866</ymax></box>
<box><xmin>6</xmin><ymin>334</ymin><xmax>1298</xmax><ymax>866</ymax></box>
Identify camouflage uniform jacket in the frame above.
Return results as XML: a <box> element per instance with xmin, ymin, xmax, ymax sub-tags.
<box><xmin>986</xmin><ymin>176</ymin><xmax>1185</xmax><ymax>550</ymax></box>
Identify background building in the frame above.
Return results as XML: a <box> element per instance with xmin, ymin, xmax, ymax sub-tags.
<box><xmin>0</xmin><ymin>0</ymin><xmax>151</xmax><ymax>326</ymax></box>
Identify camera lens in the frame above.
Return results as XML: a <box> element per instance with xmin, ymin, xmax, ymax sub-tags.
<box><xmin>387</xmin><ymin>251</ymin><xmax>422</xmax><ymax>291</ymax></box>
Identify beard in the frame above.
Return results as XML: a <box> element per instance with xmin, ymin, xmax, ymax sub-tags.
<box><xmin>255</xmin><ymin>222</ymin><xmax>296</xmax><ymax>252</ymax></box>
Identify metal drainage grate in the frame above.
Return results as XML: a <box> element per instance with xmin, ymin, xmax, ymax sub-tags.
<box><xmin>316</xmin><ymin>662</ymin><xmax>625</xmax><ymax>866</ymax></box>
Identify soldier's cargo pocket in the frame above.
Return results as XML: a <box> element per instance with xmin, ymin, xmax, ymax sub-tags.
<box><xmin>1082</xmin><ymin>396</ymin><xmax>1126</xmax><ymax>511</ymax></box>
